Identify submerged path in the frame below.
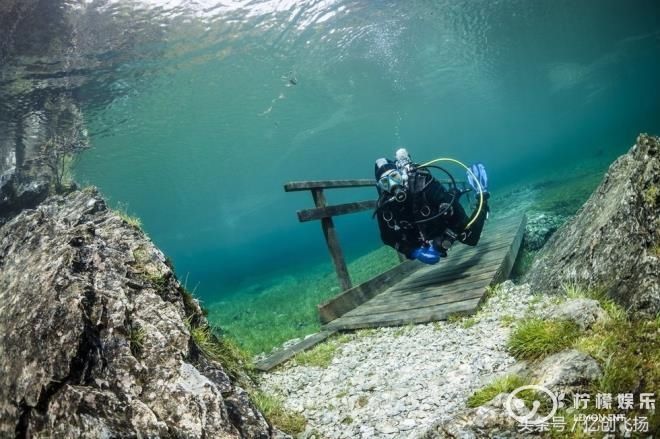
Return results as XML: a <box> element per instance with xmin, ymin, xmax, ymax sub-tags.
<box><xmin>256</xmin><ymin>214</ymin><xmax>526</xmax><ymax>371</ymax></box>
<box><xmin>260</xmin><ymin>281</ymin><xmax>555</xmax><ymax>439</ymax></box>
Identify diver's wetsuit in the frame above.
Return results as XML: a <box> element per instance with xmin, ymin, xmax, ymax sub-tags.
<box><xmin>376</xmin><ymin>168</ymin><xmax>489</xmax><ymax>259</ymax></box>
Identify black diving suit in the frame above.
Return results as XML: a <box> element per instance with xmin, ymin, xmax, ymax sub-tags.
<box><xmin>375</xmin><ymin>167</ymin><xmax>489</xmax><ymax>259</ymax></box>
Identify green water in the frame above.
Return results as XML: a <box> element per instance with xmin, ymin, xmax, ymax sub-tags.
<box><xmin>64</xmin><ymin>0</ymin><xmax>660</xmax><ymax>352</ymax></box>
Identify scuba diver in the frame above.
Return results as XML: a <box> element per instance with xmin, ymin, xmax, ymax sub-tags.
<box><xmin>374</xmin><ymin>148</ymin><xmax>490</xmax><ymax>264</ymax></box>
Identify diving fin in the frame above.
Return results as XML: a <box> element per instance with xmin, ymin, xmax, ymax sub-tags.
<box><xmin>467</xmin><ymin>162</ymin><xmax>488</xmax><ymax>194</ymax></box>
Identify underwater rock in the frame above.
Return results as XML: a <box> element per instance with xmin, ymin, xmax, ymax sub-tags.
<box><xmin>0</xmin><ymin>170</ymin><xmax>50</xmax><ymax>224</ymax></box>
<box><xmin>421</xmin><ymin>393</ymin><xmax>532</xmax><ymax>439</ymax></box>
<box><xmin>544</xmin><ymin>298</ymin><xmax>609</xmax><ymax>331</ymax></box>
<box><xmin>532</xmin><ymin>350</ymin><xmax>602</xmax><ymax>394</ymax></box>
<box><xmin>523</xmin><ymin>212</ymin><xmax>566</xmax><ymax>251</ymax></box>
<box><xmin>0</xmin><ymin>189</ymin><xmax>279</xmax><ymax>438</ymax></box>
<box><xmin>526</xmin><ymin>134</ymin><xmax>660</xmax><ymax>316</ymax></box>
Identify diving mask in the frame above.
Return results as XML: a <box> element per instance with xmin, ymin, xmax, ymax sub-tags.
<box><xmin>378</xmin><ymin>169</ymin><xmax>404</xmax><ymax>192</ymax></box>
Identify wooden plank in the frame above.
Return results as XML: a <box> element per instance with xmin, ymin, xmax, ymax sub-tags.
<box><xmin>297</xmin><ymin>200</ymin><xmax>377</xmax><ymax>222</ymax></box>
<box><xmin>284</xmin><ymin>179</ymin><xmax>375</xmax><ymax>192</ymax></box>
<box><xmin>393</xmin><ymin>253</ymin><xmax>505</xmax><ymax>290</ymax></box>
<box><xmin>375</xmin><ymin>270</ymin><xmax>499</xmax><ymax>304</ymax></box>
<box><xmin>318</xmin><ymin>259</ymin><xmax>419</xmax><ymax>323</ymax></box>
<box><xmin>387</xmin><ymin>265</ymin><xmax>500</xmax><ymax>298</ymax></box>
<box><xmin>284</xmin><ymin>179</ymin><xmax>468</xmax><ymax>192</ymax></box>
<box><xmin>325</xmin><ymin>298</ymin><xmax>482</xmax><ymax>330</ymax></box>
<box><xmin>390</xmin><ymin>254</ymin><xmax>506</xmax><ymax>290</ymax></box>
<box><xmin>492</xmin><ymin>214</ymin><xmax>527</xmax><ymax>284</ymax></box>
<box><xmin>349</xmin><ymin>214</ymin><xmax>527</xmax><ymax>318</ymax></box>
<box><xmin>343</xmin><ymin>286</ymin><xmax>486</xmax><ymax>318</ymax></box>
<box><xmin>312</xmin><ymin>189</ymin><xmax>353</xmax><ymax>291</ymax></box>
<box><xmin>254</xmin><ymin>330</ymin><xmax>337</xmax><ymax>371</ymax></box>
<box><xmin>317</xmin><ymin>214</ymin><xmax>526</xmax><ymax>327</ymax></box>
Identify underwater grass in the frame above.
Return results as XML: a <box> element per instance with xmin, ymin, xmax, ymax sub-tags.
<box><xmin>205</xmin><ymin>168</ymin><xmax>620</xmax><ymax>357</ymax></box>
<box><xmin>507</xmin><ymin>318</ymin><xmax>581</xmax><ymax>361</ymax></box>
<box><xmin>502</xmin><ymin>282</ymin><xmax>659</xmax><ymax>434</ymax></box>
<box><xmin>511</xmin><ymin>247</ymin><xmax>537</xmax><ymax>281</ymax></box>
<box><xmin>206</xmin><ymin>246</ymin><xmax>400</xmax><ymax>355</ymax></box>
<box><xmin>129</xmin><ymin>325</ymin><xmax>146</xmax><ymax>356</ymax></box>
<box><xmin>288</xmin><ymin>333</ymin><xmax>353</xmax><ymax>368</ymax></box>
<box><xmin>190</xmin><ymin>324</ymin><xmax>254</xmax><ymax>380</ymax></box>
<box><xmin>568</xmin><ymin>313</ymin><xmax>659</xmax><ymax>435</ymax></box>
<box><xmin>561</xmin><ymin>281</ymin><xmax>627</xmax><ymax>322</ymax></box>
<box><xmin>251</xmin><ymin>391</ymin><xmax>306</xmax><ymax>434</ymax></box>
<box><xmin>530</xmin><ymin>171</ymin><xmax>604</xmax><ymax>216</ymax></box>
<box><xmin>290</xmin><ymin>342</ymin><xmax>338</xmax><ymax>368</ymax></box>
<box><xmin>114</xmin><ymin>202</ymin><xmax>142</xmax><ymax>228</ymax></box>
<box><xmin>467</xmin><ymin>374</ymin><xmax>528</xmax><ymax>408</ymax></box>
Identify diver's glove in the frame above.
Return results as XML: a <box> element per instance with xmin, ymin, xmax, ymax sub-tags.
<box><xmin>467</xmin><ymin>162</ymin><xmax>488</xmax><ymax>195</ymax></box>
<box><xmin>410</xmin><ymin>245</ymin><xmax>441</xmax><ymax>265</ymax></box>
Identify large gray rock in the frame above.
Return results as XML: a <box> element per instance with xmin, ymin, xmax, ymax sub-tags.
<box><xmin>0</xmin><ymin>189</ymin><xmax>279</xmax><ymax>438</ymax></box>
<box><xmin>533</xmin><ymin>350</ymin><xmax>602</xmax><ymax>394</ymax></box>
<box><xmin>526</xmin><ymin>134</ymin><xmax>660</xmax><ymax>317</ymax></box>
<box><xmin>421</xmin><ymin>393</ymin><xmax>535</xmax><ymax>439</ymax></box>
<box><xmin>545</xmin><ymin>299</ymin><xmax>609</xmax><ymax>331</ymax></box>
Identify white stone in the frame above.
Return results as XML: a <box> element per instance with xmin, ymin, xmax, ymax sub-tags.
<box><xmin>258</xmin><ymin>279</ymin><xmax>557</xmax><ymax>439</ymax></box>
<box><xmin>375</xmin><ymin>422</ymin><xmax>398</xmax><ymax>434</ymax></box>
<box><xmin>399</xmin><ymin>418</ymin><xmax>416</xmax><ymax>431</ymax></box>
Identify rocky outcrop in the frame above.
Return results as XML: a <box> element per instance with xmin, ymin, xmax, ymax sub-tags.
<box><xmin>422</xmin><ymin>393</ymin><xmax>534</xmax><ymax>439</ymax></box>
<box><xmin>0</xmin><ymin>189</ymin><xmax>280</xmax><ymax>438</ymax></box>
<box><xmin>523</xmin><ymin>213</ymin><xmax>566</xmax><ymax>251</ymax></box>
<box><xmin>526</xmin><ymin>134</ymin><xmax>660</xmax><ymax>316</ymax></box>
<box><xmin>532</xmin><ymin>350</ymin><xmax>602</xmax><ymax>394</ymax></box>
<box><xmin>544</xmin><ymin>299</ymin><xmax>609</xmax><ymax>331</ymax></box>
<box><xmin>425</xmin><ymin>349</ymin><xmax>603</xmax><ymax>439</ymax></box>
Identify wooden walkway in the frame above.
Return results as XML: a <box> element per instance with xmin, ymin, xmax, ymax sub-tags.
<box><xmin>255</xmin><ymin>214</ymin><xmax>526</xmax><ymax>371</ymax></box>
<box><xmin>323</xmin><ymin>214</ymin><xmax>526</xmax><ymax>330</ymax></box>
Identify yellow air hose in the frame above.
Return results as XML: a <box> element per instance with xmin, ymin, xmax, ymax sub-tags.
<box><xmin>418</xmin><ymin>157</ymin><xmax>484</xmax><ymax>230</ymax></box>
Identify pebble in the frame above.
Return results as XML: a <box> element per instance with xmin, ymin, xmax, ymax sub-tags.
<box><xmin>259</xmin><ymin>281</ymin><xmax>555</xmax><ymax>438</ymax></box>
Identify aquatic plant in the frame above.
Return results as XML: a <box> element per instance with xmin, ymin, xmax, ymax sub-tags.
<box><xmin>250</xmin><ymin>391</ymin><xmax>306</xmax><ymax>434</ymax></box>
<box><xmin>531</xmin><ymin>172</ymin><xmax>603</xmax><ymax>217</ymax></box>
<box><xmin>467</xmin><ymin>374</ymin><xmax>528</xmax><ymax>408</ymax></box>
<box><xmin>503</xmin><ymin>283</ymin><xmax>659</xmax><ymax>434</ymax></box>
<box><xmin>642</xmin><ymin>184</ymin><xmax>659</xmax><ymax>207</ymax></box>
<box><xmin>290</xmin><ymin>342</ymin><xmax>338</xmax><ymax>368</ymax></box>
<box><xmin>115</xmin><ymin>203</ymin><xmax>142</xmax><ymax>229</ymax></box>
<box><xmin>561</xmin><ymin>281</ymin><xmax>627</xmax><ymax>322</ymax></box>
<box><xmin>129</xmin><ymin>325</ymin><xmax>146</xmax><ymax>356</ymax></box>
<box><xmin>571</xmin><ymin>311</ymin><xmax>659</xmax><ymax>434</ymax></box>
<box><xmin>507</xmin><ymin>318</ymin><xmax>580</xmax><ymax>360</ymax></box>
<box><xmin>511</xmin><ymin>248</ymin><xmax>537</xmax><ymax>280</ymax></box>
<box><xmin>190</xmin><ymin>324</ymin><xmax>253</xmax><ymax>380</ymax></box>
<box><xmin>446</xmin><ymin>313</ymin><xmax>469</xmax><ymax>324</ymax></box>
<box><xmin>289</xmin><ymin>333</ymin><xmax>353</xmax><ymax>368</ymax></box>
<box><xmin>499</xmin><ymin>315</ymin><xmax>516</xmax><ymax>327</ymax></box>
<box><xmin>207</xmin><ymin>246</ymin><xmax>400</xmax><ymax>355</ymax></box>
<box><xmin>392</xmin><ymin>323</ymin><xmax>415</xmax><ymax>337</ymax></box>
<box><xmin>460</xmin><ymin>316</ymin><xmax>478</xmax><ymax>329</ymax></box>
<box><xmin>40</xmin><ymin>133</ymin><xmax>86</xmax><ymax>194</ymax></box>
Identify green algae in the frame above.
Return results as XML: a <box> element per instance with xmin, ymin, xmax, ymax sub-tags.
<box><xmin>206</xmin><ymin>246</ymin><xmax>401</xmax><ymax>355</ymax></box>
